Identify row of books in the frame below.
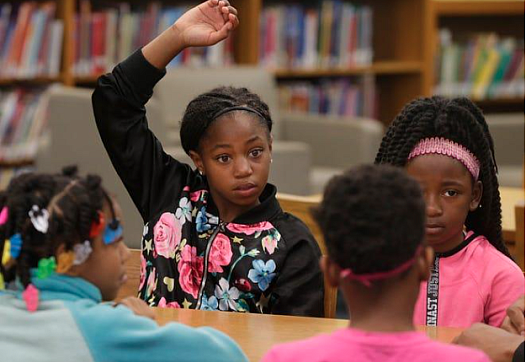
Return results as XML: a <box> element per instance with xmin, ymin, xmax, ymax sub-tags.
<box><xmin>278</xmin><ymin>78</ymin><xmax>376</xmax><ymax>119</ymax></box>
<box><xmin>0</xmin><ymin>87</ymin><xmax>51</xmax><ymax>164</ymax></box>
<box><xmin>0</xmin><ymin>2</ymin><xmax>64</xmax><ymax>79</ymax></box>
<box><xmin>260</xmin><ymin>1</ymin><xmax>373</xmax><ymax>69</ymax></box>
<box><xmin>73</xmin><ymin>1</ymin><xmax>234</xmax><ymax>77</ymax></box>
<box><xmin>435</xmin><ymin>30</ymin><xmax>525</xmax><ymax>100</ymax></box>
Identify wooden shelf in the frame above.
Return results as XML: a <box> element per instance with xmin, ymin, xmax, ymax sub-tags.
<box><xmin>74</xmin><ymin>75</ymin><xmax>101</xmax><ymax>84</ymax></box>
<box><xmin>0</xmin><ymin>76</ymin><xmax>62</xmax><ymax>86</ymax></box>
<box><xmin>475</xmin><ymin>97</ymin><xmax>525</xmax><ymax>113</ymax></box>
<box><xmin>433</xmin><ymin>1</ymin><xmax>524</xmax><ymax>16</ymax></box>
<box><xmin>273</xmin><ymin>61</ymin><xmax>424</xmax><ymax>78</ymax></box>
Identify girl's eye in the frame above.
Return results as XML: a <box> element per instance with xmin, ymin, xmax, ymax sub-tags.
<box><xmin>444</xmin><ymin>190</ymin><xmax>458</xmax><ymax>197</ymax></box>
<box><xmin>250</xmin><ymin>149</ymin><xmax>263</xmax><ymax>158</ymax></box>
<box><xmin>216</xmin><ymin>155</ymin><xmax>231</xmax><ymax>163</ymax></box>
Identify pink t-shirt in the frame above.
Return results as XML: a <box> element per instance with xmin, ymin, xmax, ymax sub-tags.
<box><xmin>260</xmin><ymin>327</ymin><xmax>490</xmax><ymax>362</ymax></box>
<box><xmin>414</xmin><ymin>231</ymin><xmax>525</xmax><ymax>328</ymax></box>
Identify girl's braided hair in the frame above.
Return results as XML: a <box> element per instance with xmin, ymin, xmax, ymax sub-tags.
<box><xmin>0</xmin><ymin>166</ymin><xmax>114</xmax><ymax>288</ymax></box>
<box><xmin>375</xmin><ymin>96</ymin><xmax>510</xmax><ymax>258</ymax></box>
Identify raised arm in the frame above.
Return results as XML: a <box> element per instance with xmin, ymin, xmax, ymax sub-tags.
<box><xmin>92</xmin><ymin>0</ymin><xmax>238</xmax><ymax>221</ymax></box>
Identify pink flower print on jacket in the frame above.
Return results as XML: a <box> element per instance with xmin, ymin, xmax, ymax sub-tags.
<box><xmin>226</xmin><ymin>221</ymin><xmax>275</xmax><ymax>235</ymax></box>
<box><xmin>153</xmin><ymin>212</ymin><xmax>182</xmax><ymax>258</ymax></box>
<box><xmin>178</xmin><ymin>245</ymin><xmax>204</xmax><ymax>299</ymax></box>
<box><xmin>190</xmin><ymin>190</ymin><xmax>206</xmax><ymax>202</ymax></box>
<box><xmin>208</xmin><ymin>233</ymin><xmax>233</xmax><ymax>273</ymax></box>
<box><xmin>158</xmin><ymin>297</ymin><xmax>181</xmax><ymax>309</ymax></box>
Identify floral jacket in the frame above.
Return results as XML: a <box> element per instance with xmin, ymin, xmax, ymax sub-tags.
<box><xmin>92</xmin><ymin>50</ymin><xmax>324</xmax><ymax>316</ymax></box>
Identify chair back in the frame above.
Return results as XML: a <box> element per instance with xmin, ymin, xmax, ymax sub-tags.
<box><xmin>276</xmin><ymin>193</ymin><xmax>337</xmax><ymax>318</ymax></box>
<box><xmin>514</xmin><ymin>200</ymin><xmax>525</xmax><ymax>271</ymax></box>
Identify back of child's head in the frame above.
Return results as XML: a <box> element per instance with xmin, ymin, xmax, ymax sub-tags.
<box><xmin>374</xmin><ymin>96</ymin><xmax>507</xmax><ymax>257</ymax></box>
<box><xmin>314</xmin><ymin>165</ymin><xmax>425</xmax><ymax>281</ymax></box>
<box><xmin>0</xmin><ymin>166</ymin><xmax>111</xmax><ymax>290</ymax></box>
<box><xmin>180</xmin><ymin>86</ymin><xmax>273</xmax><ymax>154</ymax></box>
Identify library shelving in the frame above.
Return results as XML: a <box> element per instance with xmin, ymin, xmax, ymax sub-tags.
<box><xmin>423</xmin><ymin>0</ymin><xmax>525</xmax><ymax>114</ymax></box>
<box><xmin>0</xmin><ymin>0</ymin><xmax>524</xmax><ymax>182</ymax></box>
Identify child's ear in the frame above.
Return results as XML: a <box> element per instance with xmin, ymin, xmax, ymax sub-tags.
<box><xmin>320</xmin><ymin>255</ymin><xmax>340</xmax><ymax>288</ymax></box>
<box><xmin>189</xmin><ymin>150</ymin><xmax>205</xmax><ymax>175</ymax></box>
<box><xmin>417</xmin><ymin>246</ymin><xmax>434</xmax><ymax>282</ymax></box>
<box><xmin>469</xmin><ymin>180</ymin><xmax>483</xmax><ymax>211</ymax></box>
<box><xmin>268</xmin><ymin>134</ymin><xmax>273</xmax><ymax>154</ymax></box>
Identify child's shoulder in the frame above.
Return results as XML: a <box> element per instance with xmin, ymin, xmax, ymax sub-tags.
<box><xmin>469</xmin><ymin>234</ymin><xmax>522</xmax><ymax>274</ymax></box>
<box><xmin>416</xmin><ymin>338</ymin><xmax>491</xmax><ymax>362</ymax></box>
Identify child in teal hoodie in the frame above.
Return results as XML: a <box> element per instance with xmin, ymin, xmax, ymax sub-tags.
<box><xmin>0</xmin><ymin>167</ymin><xmax>248</xmax><ymax>362</ymax></box>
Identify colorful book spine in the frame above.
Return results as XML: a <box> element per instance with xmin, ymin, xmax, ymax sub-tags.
<box><xmin>435</xmin><ymin>30</ymin><xmax>525</xmax><ymax>100</ymax></box>
<box><xmin>260</xmin><ymin>1</ymin><xmax>373</xmax><ymax>69</ymax></box>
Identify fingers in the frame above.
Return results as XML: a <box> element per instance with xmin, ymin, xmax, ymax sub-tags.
<box><xmin>229</xmin><ymin>13</ymin><xmax>239</xmax><ymax>29</ymax></box>
<box><xmin>207</xmin><ymin>0</ymin><xmax>219</xmax><ymax>7</ymax></box>
<box><xmin>507</xmin><ymin>305</ymin><xmax>526</xmax><ymax>335</ymax></box>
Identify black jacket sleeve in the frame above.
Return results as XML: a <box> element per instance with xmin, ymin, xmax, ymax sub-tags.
<box><xmin>92</xmin><ymin>49</ymin><xmax>194</xmax><ymax>222</ymax></box>
<box><xmin>513</xmin><ymin>341</ymin><xmax>525</xmax><ymax>362</ymax></box>
<box><xmin>270</xmin><ymin>214</ymin><xmax>325</xmax><ymax>317</ymax></box>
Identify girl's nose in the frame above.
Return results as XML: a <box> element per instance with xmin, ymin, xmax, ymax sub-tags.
<box><xmin>426</xmin><ymin>194</ymin><xmax>442</xmax><ymax>217</ymax></box>
<box><xmin>234</xmin><ymin>157</ymin><xmax>253</xmax><ymax>178</ymax></box>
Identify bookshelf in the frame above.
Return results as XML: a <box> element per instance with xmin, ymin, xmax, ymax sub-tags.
<box><xmin>0</xmin><ymin>0</ymin><xmax>524</xmax><ymax>179</ymax></box>
<box><xmin>423</xmin><ymin>0</ymin><xmax>525</xmax><ymax>113</ymax></box>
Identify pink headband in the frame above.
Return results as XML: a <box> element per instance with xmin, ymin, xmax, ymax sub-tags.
<box><xmin>407</xmin><ymin>137</ymin><xmax>480</xmax><ymax>180</ymax></box>
<box><xmin>340</xmin><ymin>246</ymin><xmax>422</xmax><ymax>287</ymax></box>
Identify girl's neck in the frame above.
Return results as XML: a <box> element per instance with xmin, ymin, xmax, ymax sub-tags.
<box><xmin>343</xmin><ymin>281</ymin><xmax>419</xmax><ymax>333</ymax></box>
<box><xmin>432</xmin><ymin>229</ymin><xmax>465</xmax><ymax>254</ymax></box>
<box><xmin>213</xmin><ymin>196</ymin><xmax>260</xmax><ymax>223</ymax></box>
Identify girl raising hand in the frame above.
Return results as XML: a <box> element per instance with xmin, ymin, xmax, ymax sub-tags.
<box><xmin>92</xmin><ymin>1</ymin><xmax>324</xmax><ymax>316</ymax></box>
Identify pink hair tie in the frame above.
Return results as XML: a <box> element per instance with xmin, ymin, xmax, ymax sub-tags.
<box><xmin>407</xmin><ymin>137</ymin><xmax>480</xmax><ymax>180</ymax></box>
<box><xmin>0</xmin><ymin>206</ymin><xmax>8</xmax><ymax>225</ymax></box>
<box><xmin>340</xmin><ymin>246</ymin><xmax>423</xmax><ymax>287</ymax></box>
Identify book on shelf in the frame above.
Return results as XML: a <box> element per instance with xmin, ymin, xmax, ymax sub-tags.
<box><xmin>0</xmin><ymin>86</ymin><xmax>53</xmax><ymax>166</ymax></box>
<box><xmin>278</xmin><ymin>77</ymin><xmax>377</xmax><ymax>119</ymax></box>
<box><xmin>435</xmin><ymin>29</ymin><xmax>525</xmax><ymax>100</ymax></box>
<box><xmin>260</xmin><ymin>1</ymin><xmax>373</xmax><ymax>70</ymax></box>
<box><xmin>72</xmin><ymin>2</ymin><xmax>234</xmax><ymax>77</ymax></box>
<box><xmin>0</xmin><ymin>2</ymin><xmax>63</xmax><ymax>80</ymax></box>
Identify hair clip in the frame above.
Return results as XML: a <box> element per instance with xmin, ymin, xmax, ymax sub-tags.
<box><xmin>73</xmin><ymin>241</ymin><xmax>92</xmax><ymax>265</ymax></box>
<box><xmin>89</xmin><ymin>211</ymin><xmax>105</xmax><ymax>239</ymax></box>
<box><xmin>22</xmin><ymin>284</ymin><xmax>39</xmax><ymax>312</ymax></box>
<box><xmin>56</xmin><ymin>251</ymin><xmax>75</xmax><ymax>273</ymax></box>
<box><xmin>28</xmin><ymin>205</ymin><xmax>49</xmax><ymax>234</ymax></box>
<box><xmin>0</xmin><ymin>206</ymin><xmax>8</xmax><ymax>225</ymax></box>
<box><xmin>36</xmin><ymin>256</ymin><xmax>56</xmax><ymax>279</ymax></box>
<box><xmin>9</xmin><ymin>233</ymin><xmax>22</xmax><ymax>259</ymax></box>
<box><xmin>103</xmin><ymin>220</ymin><xmax>123</xmax><ymax>245</ymax></box>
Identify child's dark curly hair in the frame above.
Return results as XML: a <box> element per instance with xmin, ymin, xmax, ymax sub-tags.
<box><xmin>313</xmin><ymin>165</ymin><xmax>426</xmax><ymax>275</ymax></box>
<box><xmin>0</xmin><ymin>166</ymin><xmax>114</xmax><ymax>288</ymax></box>
<box><xmin>180</xmin><ymin>86</ymin><xmax>273</xmax><ymax>154</ymax></box>
<box><xmin>374</xmin><ymin>96</ymin><xmax>509</xmax><ymax>258</ymax></box>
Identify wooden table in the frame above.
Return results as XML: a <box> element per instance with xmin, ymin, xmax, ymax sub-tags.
<box><xmin>155</xmin><ymin>308</ymin><xmax>464</xmax><ymax>362</ymax></box>
<box><xmin>500</xmin><ymin>186</ymin><xmax>525</xmax><ymax>245</ymax></box>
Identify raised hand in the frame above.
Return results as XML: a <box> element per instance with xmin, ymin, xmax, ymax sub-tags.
<box><xmin>173</xmin><ymin>0</ymin><xmax>239</xmax><ymax>47</ymax></box>
<box><xmin>142</xmin><ymin>0</ymin><xmax>239</xmax><ymax>69</ymax></box>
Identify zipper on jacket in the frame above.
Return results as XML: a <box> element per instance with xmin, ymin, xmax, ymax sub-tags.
<box><xmin>195</xmin><ymin>221</ymin><xmax>226</xmax><ymax>309</ymax></box>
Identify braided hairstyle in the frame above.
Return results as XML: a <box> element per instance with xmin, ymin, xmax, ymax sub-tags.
<box><xmin>180</xmin><ymin>86</ymin><xmax>273</xmax><ymax>154</ymax></box>
<box><xmin>0</xmin><ymin>166</ymin><xmax>114</xmax><ymax>289</ymax></box>
<box><xmin>375</xmin><ymin>96</ymin><xmax>509</xmax><ymax>258</ymax></box>
<box><xmin>314</xmin><ymin>165</ymin><xmax>426</xmax><ymax>277</ymax></box>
